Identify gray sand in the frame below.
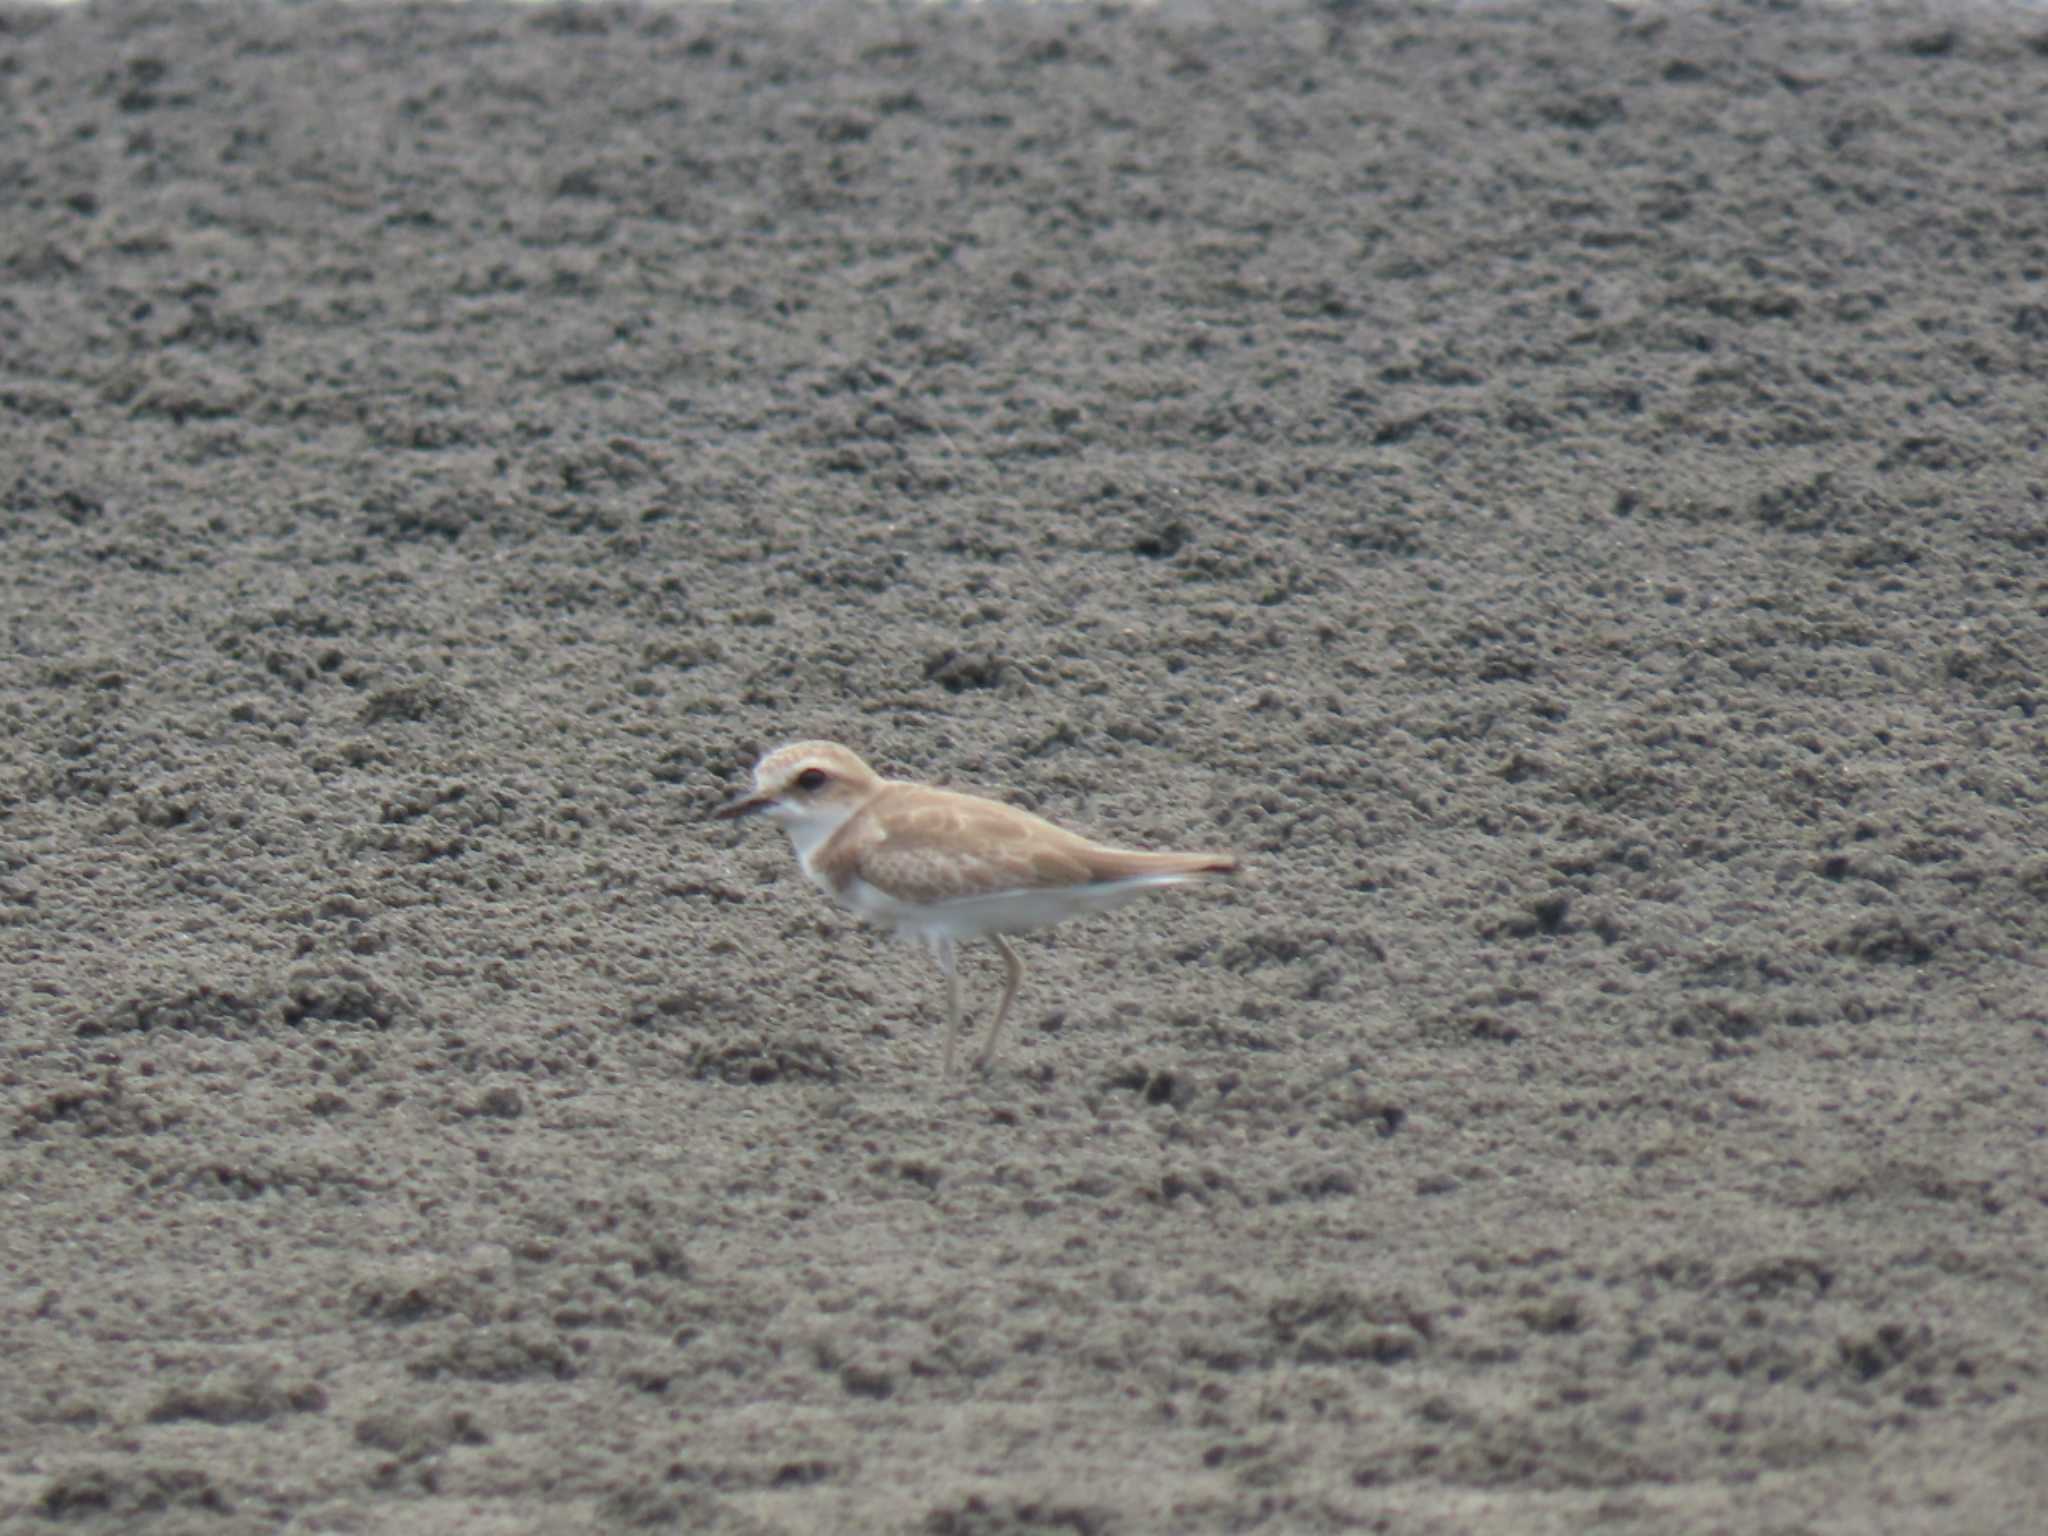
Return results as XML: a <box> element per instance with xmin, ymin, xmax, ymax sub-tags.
<box><xmin>2</xmin><ymin>1</ymin><xmax>2044</xmax><ymax>1531</ymax></box>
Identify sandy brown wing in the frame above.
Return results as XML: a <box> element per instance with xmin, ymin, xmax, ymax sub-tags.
<box><xmin>838</xmin><ymin>791</ymin><xmax>1090</xmax><ymax>906</ymax></box>
<box><xmin>842</xmin><ymin>787</ymin><xmax>1232</xmax><ymax>905</ymax></box>
<box><xmin>1071</xmin><ymin>844</ymin><xmax>1239</xmax><ymax>881</ymax></box>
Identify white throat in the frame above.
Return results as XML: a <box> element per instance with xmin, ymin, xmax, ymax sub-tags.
<box><xmin>768</xmin><ymin>801</ymin><xmax>858</xmax><ymax>886</ymax></box>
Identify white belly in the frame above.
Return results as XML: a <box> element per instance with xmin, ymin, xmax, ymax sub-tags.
<box><xmin>840</xmin><ymin>872</ymin><xmax>1201</xmax><ymax>942</ymax></box>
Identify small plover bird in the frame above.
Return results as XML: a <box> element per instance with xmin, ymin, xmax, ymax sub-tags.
<box><xmin>714</xmin><ymin>741</ymin><xmax>1237</xmax><ymax>1077</ymax></box>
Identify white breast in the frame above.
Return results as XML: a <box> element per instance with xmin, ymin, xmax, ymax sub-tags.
<box><xmin>772</xmin><ymin>803</ymin><xmax>857</xmax><ymax>894</ymax></box>
<box><xmin>844</xmin><ymin>872</ymin><xmax>1196</xmax><ymax>942</ymax></box>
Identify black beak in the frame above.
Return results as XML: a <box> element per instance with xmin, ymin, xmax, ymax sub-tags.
<box><xmin>713</xmin><ymin>792</ymin><xmax>769</xmax><ymax>821</ymax></box>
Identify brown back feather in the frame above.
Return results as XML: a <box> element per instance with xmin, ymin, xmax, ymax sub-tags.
<box><xmin>825</xmin><ymin>783</ymin><xmax>1236</xmax><ymax>904</ymax></box>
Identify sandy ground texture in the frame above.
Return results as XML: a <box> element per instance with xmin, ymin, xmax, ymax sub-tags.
<box><xmin>3</xmin><ymin>0</ymin><xmax>2046</xmax><ymax>1530</ymax></box>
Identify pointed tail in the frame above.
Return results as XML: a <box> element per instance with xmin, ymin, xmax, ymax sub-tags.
<box><xmin>1084</xmin><ymin>847</ymin><xmax>1238</xmax><ymax>882</ymax></box>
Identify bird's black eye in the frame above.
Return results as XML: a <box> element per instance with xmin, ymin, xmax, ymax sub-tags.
<box><xmin>794</xmin><ymin>768</ymin><xmax>829</xmax><ymax>792</ymax></box>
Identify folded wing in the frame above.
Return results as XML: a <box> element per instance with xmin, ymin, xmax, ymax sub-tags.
<box><xmin>845</xmin><ymin>787</ymin><xmax>1235</xmax><ymax>907</ymax></box>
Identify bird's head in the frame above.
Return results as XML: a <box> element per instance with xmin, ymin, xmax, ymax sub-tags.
<box><xmin>713</xmin><ymin>740</ymin><xmax>883</xmax><ymax>844</ymax></box>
